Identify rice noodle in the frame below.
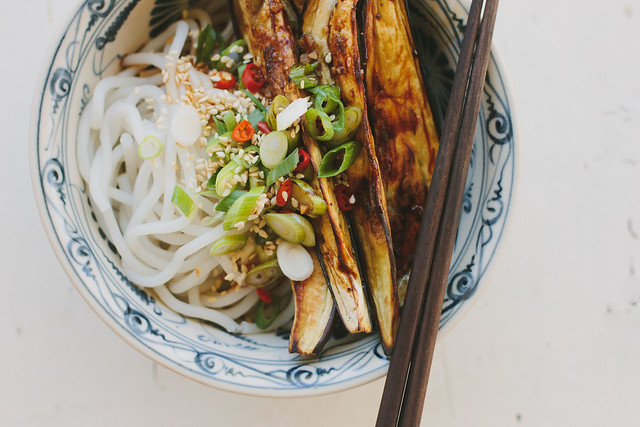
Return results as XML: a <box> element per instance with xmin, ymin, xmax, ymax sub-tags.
<box><xmin>80</xmin><ymin>11</ymin><xmax>292</xmax><ymax>334</ymax></box>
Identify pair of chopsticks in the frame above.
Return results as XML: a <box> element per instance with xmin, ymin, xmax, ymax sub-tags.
<box><xmin>375</xmin><ymin>0</ymin><xmax>499</xmax><ymax>425</ymax></box>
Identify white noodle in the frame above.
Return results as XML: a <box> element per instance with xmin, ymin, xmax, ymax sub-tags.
<box><xmin>82</xmin><ymin>15</ymin><xmax>293</xmax><ymax>334</ymax></box>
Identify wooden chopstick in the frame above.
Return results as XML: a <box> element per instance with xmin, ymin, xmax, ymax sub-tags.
<box><xmin>375</xmin><ymin>0</ymin><xmax>499</xmax><ymax>425</ymax></box>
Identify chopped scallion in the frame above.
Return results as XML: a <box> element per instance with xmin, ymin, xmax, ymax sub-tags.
<box><xmin>305</xmin><ymin>108</ymin><xmax>334</xmax><ymax>141</ymax></box>
<box><xmin>255</xmin><ymin>295</ymin><xmax>282</xmax><ymax>329</ymax></box>
<box><xmin>317</xmin><ymin>141</ymin><xmax>362</xmax><ymax>178</ymax></box>
<box><xmin>245</xmin><ymin>259</ymin><xmax>282</xmax><ymax>287</ymax></box>
<box><xmin>222</xmin><ymin>110</ymin><xmax>237</xmax><ymax>132</ymax></box>
<box><xmin>289</xmin><ymin>62</ymin><xmax>319</xmax><ymax>90</ymax></box>
<box><xmin>137</xmin><ymin>135</ymin><xmax>164</xmax><ymax>159</ymax></box>
<box><xmin>210</xmin><ymin>234</ymin><xmax>248</xmax><ymax>256</ymax></box>
<box><xmin>259</xmin><ymin>131</ymin><xmax>289</xmax><ymax>169</ymax></box>
<box><xmin>214</xmin><ymin>160</ymin><xmax>244</xmax><ymax>197</ymax></box>
<box><xmin>265</xmin><ymin>148</ymin><xmax>299</xmax><ymax>186</ymax></box>
<box><xmin>215</xmin><ymin>189</ymin><xmax>247</xmax><ymax>212</ymax></box>
<box><xmin>222</xmin><ymin>186</ymin><xmax>265</xmax><ymax>230</ymax></box>
<box><xmin>172</xmin><ymin>185</ymin><xmax>197</xmax><ymax>217</ymax></box>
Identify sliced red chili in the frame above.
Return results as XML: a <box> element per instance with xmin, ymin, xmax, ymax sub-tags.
<box><xmin>334</xmin><ymin>184</ymin><xmax>354</xmax><ymax>211</ymax></box>
<box><xmin>242</xmin><ymin>63</ymin><xmax>266</xmax><ymax>93</ymax></box>
<box><xmin>232</xmin><ymin>120</ymin><xmax>255</xmax><ymax>142</ymax></box>
<box><xmin>215</xmin><ymin>71</ymin><xmax>236</xmax><ymax>89</ymax></box>
<box><xmin>276</xmin><ymin>179</ymin><xmax>293</xmax><ymax>207</ymax></box>
<box><xmin>294</xmin><ymin>149</ymin><xmax>311</xmax><ymax>173</ymax></box>
<box><xmin>257</xmin><ymin>121</ymin><xmax>271</xmax><ymax>134</ymax></box>
<box><xmin>256</xmin><ymin>288</ymin><xmax>272</xmax><ymax>303</ymax></box>
<box><xmin>278</xmin><ymin>209</ymin><xmax>294</xmax><ymax>214</ymax></box>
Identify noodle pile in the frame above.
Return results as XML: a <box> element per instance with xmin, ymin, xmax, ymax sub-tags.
<box><xmin>77</xmin><ymin>12</ymin><xmax>294</xmax><ymax>334</ymax></box>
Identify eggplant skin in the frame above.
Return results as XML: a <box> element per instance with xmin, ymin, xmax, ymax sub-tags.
<box><xmin>289</xmin><ymin>249</ymin><xmax>336</xmax><ymax>355</ymax></box>
<box><xmin>363</xmin><ymin>0</ymin><xmax>440</xmax><ymax>279</ymax></box>
<box><xmin>233</xmin><ymin>0</ymin><xmax>372</xmax><ymax>335</ymax></box>
<box><xmin>323</xmin><ymin>0</ymin><xmax>399</xmax><ymax>355</ymax></box>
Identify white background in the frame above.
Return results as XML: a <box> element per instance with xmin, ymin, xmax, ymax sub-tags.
<box><xmin>2</xmin><ymin>0</ymin><xmax>639</xmax><ymax>425</ymax></box>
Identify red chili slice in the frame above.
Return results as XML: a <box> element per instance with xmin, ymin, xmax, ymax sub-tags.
<box><xmin>334</xmin><ymin>184</ymin><xmax>354</xmax><ymax>211</ymax></box>
<box><xmin>232</xmin><ymin>120</ymin><xmax>255</xmax><ymax>142</ymax></box>
<box><xmin>257</xmin><ymin>121</ymin><xmax>271</xmax><ymax>134</ymax></box>
<box><xmin>242</xmin><ymin>63</ymin><xmax>266</xmax><ymax>93</ymax></box>
<box><xmin>215</xmin><ymin>71</ymin><xmax>236</xmax><ymax>89</ymax></box>
<box><xmin>294</xmin><ymin>149</ymin><xmax>311</xmax><ymax>173</ymax></box>
<box><xmin>256</xmin><ymin>288</ymin><xmax>272</xmax><ymax>303</ymax></box>
<box><xmin>276</xmin><ymin>179</ymin><xmax>293</xmax><ymax>207</ymax></box>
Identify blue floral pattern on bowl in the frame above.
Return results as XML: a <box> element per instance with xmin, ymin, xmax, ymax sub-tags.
<box><xmin>31</xmin><ymin>0</ymin><xmax>516</xmax><ymax>396</ymax></box>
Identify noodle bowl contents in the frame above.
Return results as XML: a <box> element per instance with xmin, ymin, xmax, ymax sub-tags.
<box><xmin>79</xmin><ymin>14</ymin><xmax>319</xmax><ymax>334</ymax></box>
<box><xmin>79</xmin><ymin>0</ymin><xmax>440</xmax><ymax>356</ymax></box>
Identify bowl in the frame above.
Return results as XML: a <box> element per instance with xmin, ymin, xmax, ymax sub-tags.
<box><xmin>30</xmin><ymin>0</ymin><xmax>517</xmax><ymax>396</ymax></box>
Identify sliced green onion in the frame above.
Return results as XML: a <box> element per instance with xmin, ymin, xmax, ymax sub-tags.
<box><xmin>206</xmin><ymin>131</ymin><xmax>233</xmax><ymax>149</ymax></box>
<box><xmin>171</xmin><ymin>185</ymin><xmax>197</xmax><ymax>217</ymax></box>
<box><xmin>255</xmin><ymin>294</ymin><xmax>282</xmax><ymax>329</ymax></box>
<box><xmin>266</xmin><ymin>148</ymin><xmax>299</xmax><ymax>186</ymax></box>
<box><xmin>330</xmin><ymin>97</ymin><xmax>345</xmax><ymax>134</ymax></box>
<box><xmin>317</xmin><ymin>141</ymin><xmax>362</xmax><ymax>178</ymax></box>
<box><xmin>210</xmin><ymin>234</ymin><xmax>248</xmax><ymax>256</ymax></box>
<box><xmin>236</xmin><ymin>63</ymin><xmax>248</xmax><ymax>89</ymax></box>
<box><xmin>206</xmin><ymin>171</ymin><xmax>219</xmax><ymax>189</ymax></box>
<box><xmin>214</xmin><ymin>160</ymin><xmax>244</xmax><ymax>197</ymax></box>
<box><xmin>308</xmin><ymin>84</ymin><xmax>341</xmax><ymax>114</ymax></box>
<box><xmin>289</xmin><ymin>62</ymin><xmax>319</xmax><ymax>90</ymax></box>
<box><xmin>249</xmin><ymin>174</ymin><xmax>265</xmax><ymax>189</ymax></box>
<box><xmin>215</xmin><ymin>189</ymin><xmax>247</xmax><ymax>212</ymax></box>
<box><xmin>243</xmin><ymin>145</ymin><xmax>260</xmax><ymax>153</ymax></box>
<box><xmin>242</xmin><ymin>89</ymin><xmax>267</xmax><ymax>112</ymax></box>
<box><xmin>138</xmin><ymin>135</ymin><xmax>164</xmax><ymax>159</ymax></box>
<box><xmin>196</xmin><ymin>24</ymin><xmax>224</xmax><ymax>67</ymax></box>
<box><xmin>305</xmin><ymin>108</ymin><xmax>334</xmax><ymax>141</ymax></box>
<box><xmin>235</xmin><ymin>156</ymin><xmax>251</xmax><ymax>169</ymax></box>
<box><xmin>222</xmin><ymin>110</ymin><xmax>237</xmax><ymax>132</ymax></box>
<box><xmin>223</xmin><ymin>186</ymin><xmax>265</xmax><ymax>230</ymax></box>
<box><xmin>213</xmin><ymin>116</ymin><xmax>227</xmax><ymax>135</ymax></box>
<box><xmin>266</xmin><ymin>95</ymin><xmax>290</xmax><ymax>130</ymax></box>
<box><xmin>329</xmin><ymin>106</ymin><xmax>363</xmax><ymax>147</ymax></box>
<box><xmin>259</xmin><ymin>131</ymin><xmax>289</xmax><ymax>169</ymax></box>
<box><xmin>290</xmin><ymin>179</ymin><xmax>328</xmax><ymax>216</ymax></box>
<box><xmin>214</xmin><ymin>39</ymin><xmax>247</xmax><ymax>72</ymax></box>
<box><xmin>245</xmin><ymin>259</ymin><xmax>282</xmax><ymax>287</ymax></box>
<box><xmin>264</xmin><ymin>212</ymin><xmax>315</xmax><ymax>246</ymax></box>
<box><xmin>294</xmin><ymin>214</ymin><xmax>316</xmax><ymax>247</ymax></box>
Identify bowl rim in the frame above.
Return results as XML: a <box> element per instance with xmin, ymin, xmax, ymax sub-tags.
<box><xmin>29</xmin><ymin>0</ymin><xmax>519</xmax><ymax>397</ymax></box>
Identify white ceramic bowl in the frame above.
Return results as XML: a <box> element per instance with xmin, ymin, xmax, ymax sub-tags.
<box><xmin>30</xmin><ymin>0</ymin><xmax>517</xmax><ymax>396</ymax></box>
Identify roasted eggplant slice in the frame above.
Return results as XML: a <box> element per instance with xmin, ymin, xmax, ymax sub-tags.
<box><xmin>232</xmin><ymin>0</ymin><xmax>372</xmax><ymax>334</ymax></box>
<box><xmin>289</xmin><ymin>249</ymin><xmax>336</xmax><ymax>355</ymax></box>
<box><xmin>301</xmin><ymin>0</ymin><xmax>399</xmax><ymax>354</ymax></box>
<box><xmin>363</xmin><ymin>0</ymin><xmax>440</xmax><ymax>279</ymax></box>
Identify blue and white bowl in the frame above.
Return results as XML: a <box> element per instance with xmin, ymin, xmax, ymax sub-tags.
<box><xmin>30</xmin><ymin>0</ymin><xmax>517</xmax><ymax>396</ymax></box>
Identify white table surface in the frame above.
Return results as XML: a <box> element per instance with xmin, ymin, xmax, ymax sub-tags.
<box><xmin>2</xmin><ymin>0</ymin><xmax>639</xmax><ymax>425</ymax></box>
